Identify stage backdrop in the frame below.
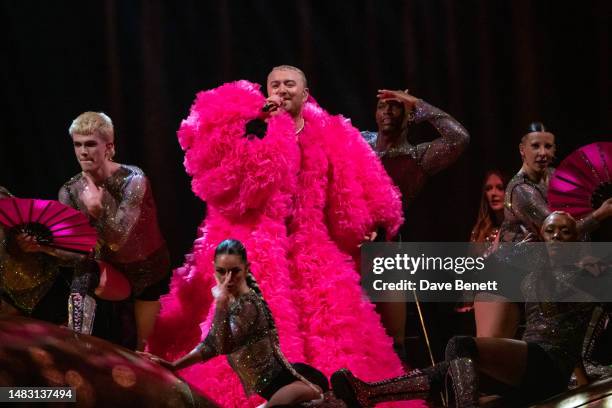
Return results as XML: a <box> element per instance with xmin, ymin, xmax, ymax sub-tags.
<box><xmin>1</xmin><ymin>0</ymin><xmax>610</xmax><ymax>266</ymax></box>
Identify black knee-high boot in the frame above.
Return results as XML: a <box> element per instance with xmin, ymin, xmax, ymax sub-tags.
<box><xmin>331</xmin><ymin>362</ymin><xmax>448</xmax><ymax>407</ymax></box>
<box><xmin>331</xmin><ymin>336</ymin><xmax>480</xmax><ymax>408</ymax></box>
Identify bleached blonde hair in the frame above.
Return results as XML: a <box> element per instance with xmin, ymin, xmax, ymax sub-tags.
<box><xmin>69</xmin><ymin>112</ymin><xmax>115</xmax><ymax>160</ymax></box>
<box><xmin>69</xmin><ymin>111</ymin><xmax>114</xmax><ymax>143</ymax></box>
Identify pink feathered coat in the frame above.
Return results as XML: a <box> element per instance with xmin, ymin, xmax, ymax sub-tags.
<box><xmin>148</xmin><ymin>81</ymin><xmax>418</xmax><ymax>407</ymax></box>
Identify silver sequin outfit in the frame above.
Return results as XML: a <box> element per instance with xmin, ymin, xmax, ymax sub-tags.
<box><xmin>521</xmin><ymin>265</ymin><xmax>600</xmax><ymax>378</ymax></box>
<box><xmin>362</xmin><ymin>100</ymin><xmax>469</xmax><ymax>208</ymax></box>
<box><xmin>59</xmin><ymin>165</ymin><xmax>169</xmax><ymax>295</ymax></box>
<box><xmin>499</xmin><ymin>168</ymin><xmax>554</xmax><ymax>242</ymax></box>
<box><xmin>197</xmin><ymin>289</ymin><xmax>318</xmax><ymax>397</ymax></box>
<box><xmin>500</xmin><ymin>168</ymin><xmax>599</xmax><ymax>243</ymax></box>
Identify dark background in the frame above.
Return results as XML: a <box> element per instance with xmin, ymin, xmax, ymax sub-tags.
<box><xmin>1</xmin><ymin>0</ymin><xmax>610</xmax><ymax>267</ymax></box>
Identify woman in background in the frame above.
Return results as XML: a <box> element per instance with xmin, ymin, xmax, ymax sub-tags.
<box><xmin>456</xmin><ymin>171</ymin><xmax>507</xmax><ymax>314</ymax></box>
<box><xmin>475</xmin><ymin>122</ymin><xmax>610</xmax><ymax>338</ymax></box>
<box><xmin>470</xmin><ymin>170</ymin><xmax>506</xmax><ymax>254</ymax></box>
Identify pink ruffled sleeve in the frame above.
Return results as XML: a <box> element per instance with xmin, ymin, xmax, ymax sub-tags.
<box><xmin>178</xmin><ymin>80</ymin><xmax>298</xmax><ymax>220</ymax></box>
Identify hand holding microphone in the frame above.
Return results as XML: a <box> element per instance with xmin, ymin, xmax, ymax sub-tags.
<box><xmin>262</xmin><ymin>95</ymin><xmax>283</xmax><ymax>115</ymax></box>
<box><xmin>244</xmin><ymin>95</ymin><xmax>283</xmax><ymax>140</ymax></box>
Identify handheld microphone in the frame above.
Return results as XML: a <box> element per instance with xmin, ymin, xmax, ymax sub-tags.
<box><xmin>245</xmin><ymin>100</ymin><xmax>278</xmax><ymax>139</ymax></box>
<box><xmin>262</xmin><ymin>102</ymin><xmax>276</xmax><ymax>112</ymax></box>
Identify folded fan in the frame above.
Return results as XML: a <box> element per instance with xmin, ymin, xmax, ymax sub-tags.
<box><xmin>0</xmin><ymin>197</ymin><xmax>97</xmax><ymax>253</ymax></box>
<box><xmin>548</xmin><ymin>142</ymin><xmax>612</xmax><ymax>218</ymax></box>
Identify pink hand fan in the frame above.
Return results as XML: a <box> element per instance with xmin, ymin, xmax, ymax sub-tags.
<box><xmin>548</xmin><ymin>142</ymin><xmax>612</xmax><ymax>218</ymax></box>
<box><xmin>0</xmin><ymin>198</ymin><xmax>97</xmax><ymax>253</ymax></box>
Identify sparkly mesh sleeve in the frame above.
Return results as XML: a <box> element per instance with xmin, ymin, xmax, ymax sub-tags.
<box><xmin>509</xmin><ymin>183</ymin><xmax>550</xmax><ymax>235</ymax></box>
<box><xmin>58</xmin><ymin>185</ymin><xmax>74</xmax><ymax>207</ymax></box>
<box><xmin>97</xmin><ymin>174</ymin><xmax>147</xmax><ymax>251</ymax></box>
<box><xmin>413</xmin><ymin>100</ymin><xmax>470</xmax><ymax>175</ymax></box>
<box><xmin>198</xmin><ymin>296</ymin><xmax>260</xmax><ymax>361</ymax></box>
<box><xmin>510</xmin><ymin>182</ymin><xmax>599</xmax><ymax>237</ymax></box>
<box><xmin>577</xmin><ymin>213</ymin><xmax>600</xmax><ymax>236</ymax></box>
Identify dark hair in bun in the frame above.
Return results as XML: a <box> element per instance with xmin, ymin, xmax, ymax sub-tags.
<box><xmin>527</xmin><ymin>122</ymin><xmax>547</xmax><ymax>133</ymax></box>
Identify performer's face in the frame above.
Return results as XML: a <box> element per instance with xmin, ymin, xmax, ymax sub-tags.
<box><xmin>519</xmin><ymin>132</ymin><xmax>555</xmax><ymax>174</ymax></box>
<box><xmin>375</xmin><ymin>99</ymin><xmax>404</xmax><ymax>134</ymax></box>
<box><xmin>71</xmin><ymin>132</ymin><xmax>113</xmax><ymax>173</ymax></box>
<box><xmin>541</xmin><ymin>212</ymin><xmax>578</xmax><ymax>243</ymax></box>
<box><xmin>484</xmin><ymin>173</ymin><xmax>505</xmax><ymax>212</ymax></box>
<box><xmin>214</xmin><ymin>254</ymin><xmax>248</xmax><ymax>296</ymax></box>
<box><xmin>266</xmin><ymin>69</ymin><xmax>309</xmax><ymax>118</ymax></box>
<box><xmin>541</xmin><ymin>212</ymin><xmax>578</xmax><ymax>260</ymax></box>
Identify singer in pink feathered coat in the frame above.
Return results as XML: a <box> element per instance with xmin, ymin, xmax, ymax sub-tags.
<box><xmin>148</xmin><ymin>67</ymin><xmax>418</xmax><ymax>407</ymax></box>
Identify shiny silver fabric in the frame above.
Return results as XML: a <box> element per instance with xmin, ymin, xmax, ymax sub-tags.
<box><xmin>447</xmin><ymin>357</ymin><xmax>478</xmax><ymax>408</ymax></box>
<box><xmin>67</xmin><ymin>293</ymin><xmax>96</xmax><ymax>335</ymax></box>
<box><xmin>499</xmin><ymin>168</ymin><xmax>553</xmax><ymax>242</ymax></box>
<box><xmin>198</xmin><ymin>289</ymin><xmax>319</xmax><ymax>397</ymax></box>
<box><xmin>331</xmin><ymin>367</ymin><xmax>431</xmax><ymax>407</ymax></box>
<box><xmin>59</xmin><ymin>165</ymin><xmax>169</xmax><ymax>295</ymax></box>
<box><xmin>363</xmin><ymin>100</ymin><xmax>469</xmax><ymax>207</ymax></box>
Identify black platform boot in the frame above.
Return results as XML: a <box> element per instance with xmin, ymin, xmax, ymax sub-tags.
<box><xmin>331</xmin><ymin>358</ymin><xmax>479</xmax><ymax>407</ymax></box>
<box><xmin>331</xmin><ymin>364</ymin><xmax>446</xmax><ymax>407</ymax></box>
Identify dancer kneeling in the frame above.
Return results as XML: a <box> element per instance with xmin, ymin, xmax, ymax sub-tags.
<box><xmin>141</xmin><ymin>239</ymin><xmax>327</xmax><ymax>407</ymax></box>
<box><xmin>332</xmin><ymin>211</ymin><xmax>603</xmax><ymax>407</ymax></box>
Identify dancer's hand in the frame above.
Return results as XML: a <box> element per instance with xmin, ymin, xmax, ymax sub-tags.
<box><xmin>577</xmin><ymin>255</ymin><xmax>607</xmax><ymax>277</ymax></box>
<box><xmin>593</xmin><ymin>197</ymin><xmax>612</xmax><ymax>221</ymax></box>
<box><xmin>377</xmin><ymin>89</ymin><xmax>420</xmax><ymax>112</ymax></box>
<box><xmin>358</xmin><ymin>231</ymin><xmax>378</xmax><ymax>248</ymax></box>
<box><xmin>137</xmin><ymin>351</ymin><xmax>176</xmax><ymax>371</ymax></box>
<box><xmin>263</xmin><ymin>95</ymin><xmax>283</xmax><ymax>116</ymax></box>
<box><xmin>15</xmin><ymin>232</ymin><xmax>49</xmax><ymax>254</ymax></box>
<box><xmin>80</xmin><ymin>174</ymin><xmax>104</xmax><ymax>219</ymax></box>
<box><xmin>216</xmin><ymin>271</ymin><xmax>233</xmax><ymax>304</ymax></box>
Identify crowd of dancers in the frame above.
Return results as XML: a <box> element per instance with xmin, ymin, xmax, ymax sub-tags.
<box><xmin>1</xmin><ymin>64</ymin><xmax>611</xmax><ymax>407</ymax></box>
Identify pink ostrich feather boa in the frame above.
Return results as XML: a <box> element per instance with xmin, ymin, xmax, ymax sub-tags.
<box><xmin>148</xmin><ymin>81</ymin><xmax>418</xmax><ymax>407</ymax></box>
